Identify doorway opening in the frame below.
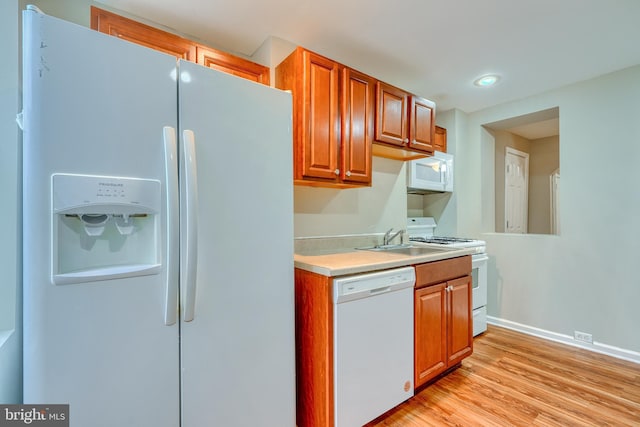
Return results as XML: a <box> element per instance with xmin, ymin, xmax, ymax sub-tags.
<box><xmin>485</xmin><ymin>107</ymin><xmax>560</xmax><ymax>235</ymax></box>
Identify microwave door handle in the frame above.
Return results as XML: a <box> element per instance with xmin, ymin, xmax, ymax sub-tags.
<box><xmin>441</xmin><ymin>162</ymin><xmax>447</xmax><ymax>188</ymax></box>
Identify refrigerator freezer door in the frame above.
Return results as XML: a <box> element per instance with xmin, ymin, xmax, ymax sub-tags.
<box><xmin>22</xmin><ymin>10</ymin><xmax>179</xmax><ymax>427</ymax></box>
<box><xmin>177</xmin><ymin>61</ymin><xmax>295</xmax><ymax>427</ymax></box>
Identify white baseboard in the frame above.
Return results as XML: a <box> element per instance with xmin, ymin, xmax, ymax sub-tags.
<box><xmin>487</xmin><ymin>316</ymin><xmax>640</xmax><ymax>365</ymax></box>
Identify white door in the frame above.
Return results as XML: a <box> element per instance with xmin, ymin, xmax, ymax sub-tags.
<box><xmin>504</xmin><ymin>147</ymin><xmax>529</xmax><ymax>233</ymax></box>
<box><xmin>22</xmin><ymin>10</ymin><xmax>179</xmax><ymax>427</ymax></box>
<box><xmin>177</xmin><ymin>61</ymin><xmax>296</xmax><ymax>427</ymax></box>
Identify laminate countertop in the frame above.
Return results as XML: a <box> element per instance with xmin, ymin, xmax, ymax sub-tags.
<box><xmin>294</xmin><ymin>243</ymin><xmax>475</xmax><ymax>277</ymax></box>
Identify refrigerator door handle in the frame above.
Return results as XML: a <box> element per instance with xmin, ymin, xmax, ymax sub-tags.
<box><xmin>163</xmin><ymin>126</ymin><xmax>179</xmax><ymax>326</ymax></box>
<box><xmin>182</xmin><ymin>129</ymin><xmax>199</xmax><ymax>322</ymax></box>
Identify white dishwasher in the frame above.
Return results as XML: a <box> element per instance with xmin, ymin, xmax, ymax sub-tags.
<box><xmin>333</xmin><ymin>266</ymin><xmax>415</xmax><ymax>427</ymax></box>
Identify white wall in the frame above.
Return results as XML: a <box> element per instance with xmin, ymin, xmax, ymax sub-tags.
<box><xmin>406</xmin><ymin>109</ymin><xmax>464</xmax><ymax>236</ymax></box>
<box><xmin>294</xmin><ymin>157</ymin><xmax>407</xmax><ymax>237</ymax></box>
<box><xmin>529</xmin><ymin>135</ymin><xmax>559</xmax><ymax>234</ymax></box>
<box><xmin>0</xmin><ymin>0</ymin><xmax>22</xmax><ymax>404</ymax></box>
<box><xmin>18</xmin><ymin>0</ymin><xmax>94</xmax><ymax>26</ymax></box>
<box><xmin>460</xmin><ymin>65</ymin><xmax>640</xmax><ymax>356</ymax></box>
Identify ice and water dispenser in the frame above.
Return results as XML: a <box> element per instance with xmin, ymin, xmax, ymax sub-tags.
<box><xmin>51</xmin><ymin>174</ymin><xmax>161</xmax><ymax>285</ymax></box>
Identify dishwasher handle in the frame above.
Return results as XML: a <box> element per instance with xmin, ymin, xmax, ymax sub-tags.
<box><xmin>369</xmin><ymin>286</ymin><xmax>392</xmax><ymax>295</ymax></box>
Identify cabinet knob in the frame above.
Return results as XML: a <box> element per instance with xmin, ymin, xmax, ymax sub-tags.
<box><xmin>334</xmin><ymin>169</ymin><xmax>340</xmax><ymax>175</ymax></box>
<box><xmin>404</xmin><ymin>138</ymin><xmax>409</xmax><ymax>143</ymax></box>
<box><xmin>346</xmin><ymin>171</ymin><xmax>351</xmax><ymax>177</ymax></box>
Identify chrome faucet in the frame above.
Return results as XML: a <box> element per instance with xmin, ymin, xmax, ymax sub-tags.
<box><xmin>383</xmin><ymin>228</ymin><xmax>404</xmax><ymax>246</ymax></box>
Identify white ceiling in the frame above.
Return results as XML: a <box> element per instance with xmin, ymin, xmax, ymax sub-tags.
<box><xmin>97</xmin><ymin>0</ymin><xmax>640</xmax><ymax>116</ymax></box>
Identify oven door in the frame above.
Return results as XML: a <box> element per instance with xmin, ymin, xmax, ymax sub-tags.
<box><xmin>471</xmin><ymin>253</ymin><xmax>488</xmax><ymax>309</ymax></box>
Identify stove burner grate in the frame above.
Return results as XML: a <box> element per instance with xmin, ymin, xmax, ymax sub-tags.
<box><xmin>410</xmin><ymin>236</ymin><xmax>476</xmax><ymax>244</ymax></box>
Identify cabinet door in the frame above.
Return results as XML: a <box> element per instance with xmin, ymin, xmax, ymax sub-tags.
<box><xmin>375</xmin><ymin>81</ymin><xmax>408</xmax><ymax>147</ymax></box>
<box><xmin>196</xmin><ymin>46</ymin><xmax>270</xmax><ymax>85</ymax></box>
<box><xmin>414</xmin><ymin>284</ymin><xmax>447</xmax><ymax>387</ymax></box>
<box><xmin>408</xmin><ymin>96</ymin><xmax>436</xmax><ymax>154</ymax></box>
<box><xmin>301</xmin><ymin>51</ymin><xmax>341</xmax><ymax>181</ymax></box>
<box><xmin>90</xmin><ymin>6</ymin><xmax>196</xmax><ymax>61</ymax></box>
<box><xmin>447</xmin><ymin>275</ymin><xmax>473</xmax><ymax>366</ymax></box>
<box><xmin>341</xmin><ymin>68</ymin><xmax>374</xmax><ymax>185</ymax></box>
<box><xmin>434</xmin><ymin>125</ymin><xmax>447</xmax><ymax>152</ymax></box>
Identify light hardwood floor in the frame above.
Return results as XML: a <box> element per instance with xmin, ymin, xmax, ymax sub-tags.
<box><xmin>366</xmin><ymin>325</ymin><xmax>640</xmax><ymax>426</ymax></box>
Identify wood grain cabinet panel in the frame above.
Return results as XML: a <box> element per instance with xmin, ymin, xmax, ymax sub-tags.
<box><xmin>196</xmin><ymin>46</ymin><xmax>269</xmax><ymax>85</ymax></box>
<box><xmin>91</xmin><ymin>6</ymin><xmax>195</xmax><ymax>61</ymax></box>
<box><xmin>373</xmin><ymin>82</ymin><xmax>437</xmax><ymax>160</ymax></box>
<box><xmin>294</xmin><ymin>269</ymin><xmax>334</xmax><ymax>427</ymax></box>
<box><xmin>341</xmin><ymin>68</ymin><xmax>374</xmax><ymax>185</ymax></box>
<box><xmin>303</xmin><ymin>50</ymin><xmax>340</xmax><ymax>181</ymax></box>
<box><xmin>276</xmin><ymin>47</ymin><xmax>373</xmax><ymax>187</ymax></box>
<box><xmin>434</xmin><ymin>125</ymin><xmax>447</xmax><ymax>152</ymax></box>
<box><xmin>447</xmin><ymin>275</ymin><xmax>473</xmax><ymax>366</ymax></box>
<box><xmin>409</xmin><ymin>96</ymin><xmax>436</xmax><ymax>153</ymax></box>
<box><xmin>375</xmin><ymin>81</ymin><xmax>408</xmax><ymax>147</ymax></box>
<box><xmin>414</xmin><ymin>256</ymin><xmax>473</xmax><ymax>388</ymax></box>
<box><xmin>91</xmin><ymin>6</ymin><xmax>269</xmax><ymax>85</ymax></box>
<box><xmin>414</xmin><ymin>283</ymin><xmax>448</xmax><ymax>385</ymax></box>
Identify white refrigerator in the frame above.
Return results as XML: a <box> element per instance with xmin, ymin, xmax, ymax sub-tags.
<box><xmin>21</xmin><ymin>8</ymin><xmax>295</xmax><ymax>427</ymax></box>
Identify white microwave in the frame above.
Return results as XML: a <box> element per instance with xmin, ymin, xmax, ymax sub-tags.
<box><xmin>407</xmin><ymin>151</ymin><xmax>453</xmax><ymax>193</ymax></box>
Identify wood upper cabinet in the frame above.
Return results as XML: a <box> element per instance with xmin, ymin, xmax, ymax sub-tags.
<box><xmin>341</xmin><ymin>68</ymin><xmax>374</xmax><ymax>184</ymax></box>
<box><xmin>90</xmin><ymin>6</ymin><xmax>269</xmax><ymax>85</ymax></box>
<box><xmin>196</xmin><ymin>46</ymin><xmax>269</xmax><ymax>85</ymax></box>
<box><xmin>91</xmin><ymin>6</ymin><xmax>196</xmax><ymax>60</ymax></box>
<box><xmin>276</xmin><ymin>47</ymin><xmax>373</xmax><ymax>187</ymax></box>
<box><xmin>434</xmin><ymin>125</ymin><xmax>447</xmax><ymax>152</ymax></box>
<box><xmin>409</xmin><ymin>95</ymin><xmax>436</xmax><ymax>153</ymax></box>
<box><xmin>375</xmin><ymin>82</ymin><xmax>408</xmax><ymax>147</ymax></box>
<box><xmin>374</xmin><ymin>81</ymin><xmax>436</xmax><ymax>160</ymax></box>
<box><xmin>414</xmin><ymin>256</ymin><xmax>473</xmax><ymax>388</ymax></box>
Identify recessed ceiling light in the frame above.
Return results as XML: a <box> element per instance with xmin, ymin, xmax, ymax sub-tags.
<box><xmin>473</xmin><ymin>74</ymin><xmax>501</xmax><ymax>87</ymax></box>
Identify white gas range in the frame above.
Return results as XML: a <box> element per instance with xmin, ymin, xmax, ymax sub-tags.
<box><xmin>407</xmin><ymin>217</ymin><xmax>488</xmax><ymax>336</ymax></box>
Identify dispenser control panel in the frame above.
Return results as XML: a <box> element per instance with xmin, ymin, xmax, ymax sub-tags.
<box><xmin>52</xmin><ymin>173</ymin><xmax>161</xmax><ymax>215</ymax></box>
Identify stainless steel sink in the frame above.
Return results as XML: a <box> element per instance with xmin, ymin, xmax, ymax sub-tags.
<box><xmin>357</xmin><ymin>244</ymin><xmax>447</xmax><ymax>256</ymax></box>
<box><xmin>382</xmin><ymin>246</ymin><xmax>448</xmax><ymax>256</ymax></box>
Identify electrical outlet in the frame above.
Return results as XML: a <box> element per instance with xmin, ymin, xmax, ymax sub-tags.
<box><xmin>574</xmin><ymin>331</ymin><xmax>593</xmax><ymax>343</ymax></box>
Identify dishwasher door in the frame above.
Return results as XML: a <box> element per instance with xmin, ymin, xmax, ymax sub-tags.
<box><xmin>333</xmin><ymin>266</ymin><xmax>415</xmax><ymax>427</ymax></box>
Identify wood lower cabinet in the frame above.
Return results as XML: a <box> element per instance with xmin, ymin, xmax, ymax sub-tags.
<box><xmin>295</xmin><ymin>256</ymin><xmax>472</xmax><ymax>426</ymax></box>
<box><xmin>276</xmin><ymin>47</ymin><xmax>373</xmax><ymax>187</ymax></box>
<box><xmin>373</xmin><ymin>81</ymin><xmax>436</xmax><ymax>160</ymax></box>
<box><xmin>414</xmin><ymin>256</ymin><xmax>473</xmax><ymax>388</ymax></box>
<box><xmin>414</xmin><ymin>283</ymin><xmax>447</xmax><ymax>383</ymax></box>
<box><xmin>90</xmin><ymin>6</ymin><xmax>269</xmax><ymax>85</ymax></box>
<box><xmin>294</xmin><ymin>268</ymin><xmax>334</xmax><ymax>427</ymax></box>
